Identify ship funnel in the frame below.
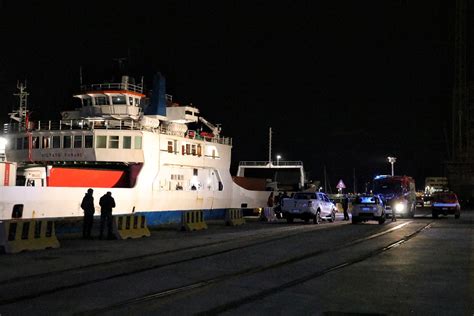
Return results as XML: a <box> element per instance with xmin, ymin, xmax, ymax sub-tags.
<box><xmin>145</xmin><ymin>72</ymin><xmax>166</xmax><ymax>116</ymax></box>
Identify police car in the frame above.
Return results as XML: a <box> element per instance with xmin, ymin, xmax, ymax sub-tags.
<box><xmin>351</xmin><ymin>194</ymin><xmax>386</xmax><ymax>224</ymax></box>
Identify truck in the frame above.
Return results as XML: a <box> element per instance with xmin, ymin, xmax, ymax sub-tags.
<box><xmin>424</xmin><ymin>177</ymin><xmax>448</xmax><ymax>195</ymax></box>
<box><xmin>280</xmin><ymin>191</ymin><xmax>337</xmax><ymax>224</ymax></box>
<box><xmin>372</xmin><ymin>175</ymin><xmax>416</xmax><ymax>218</ymax></box>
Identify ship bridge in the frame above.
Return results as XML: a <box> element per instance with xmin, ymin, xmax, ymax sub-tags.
<box><xmin>67</xmin><ymin>76</ymin><xmax>145</xmax><ymax>121</ymax></box>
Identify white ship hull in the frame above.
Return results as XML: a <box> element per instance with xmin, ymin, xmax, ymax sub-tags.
<box><xmin>0</xmin><ymin>131</ymin><xmax>269</xmax><ymax>224</ymax></box>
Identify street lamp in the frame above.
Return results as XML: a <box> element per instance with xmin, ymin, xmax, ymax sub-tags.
<box><xmin>387</xmin><ymin>156</ymin><xmax>397</xmax><ymax>176</ymax></box>
<box><xmin>276</xmin><ymin>155</ymin><xmax>282</xmax><ymax>166</ymax></box>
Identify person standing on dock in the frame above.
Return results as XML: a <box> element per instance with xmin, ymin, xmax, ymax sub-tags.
<box><xmin>99</xmin><ymin>191</ymin><xmax>116</xmax><ymax>240</ymax></box>
<box><xmin>80</xmin><ymin>188</ymin><xmax>95</xmax><ymax>239</ymax></box>
<box><xmin>342</xmin><ymin>195</ymin><xmax>350</xmax><ymax>221</ymax></box>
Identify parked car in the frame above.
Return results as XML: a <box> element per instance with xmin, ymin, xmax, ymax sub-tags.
<box><xmin>280</xmin><ymin>192</ymin><xmax>337</xmax><ymax>224</ymax></box>
<box><xmin>351</xmin><ymin>194</ymin><xmax>386</xmax><ymax>224</ymax></box>
<box><xmin>416</xmin><ymin>191</ymin><xmax>425</xmax><ymax>208</ymax></box>
<box><xmin>431</xmin><ymin>191</ymin><xmax>461</xmax><ymax>219</ymax></box>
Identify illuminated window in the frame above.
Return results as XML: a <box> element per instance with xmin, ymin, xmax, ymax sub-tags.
<box><xmin>112</xmin><ymin>96</ymin><xmax>126</xmax><ymax>104</ymax></box>
<box><xmin>42</xmin><ymin>136</ymin><xmax>51</xmax><ymax>149</ymax></box>
<box><xmin>197</xmin><ymin>144</ymin><xmax>202</xmax><ymax>156</ymax></box>
<box><xmin>108</xmin><ymin>136</ymin><xmax>119</xmax><ymax>149</ymax></box>
<box><xmin>32</xmin><ymin>136</ymin><xmax>39</xmax><ymax>149</ymax></box>
<box><xmin>96</xmin><ymin>136</ymin><xmax>107</xmax><ymax>148</ymax></box>
<box><xmin>123</xmin><ymin>136</ymin><xmax>131</xmax><ymax>149</ymax></box>
<box><xmin>128</xmin><ymin>97</ymin><xmax>133</xmax><ymax>105</ymax></box>
<box><xmin>134</xmin><ymin>136</ymin><xmax>142</xmax><ymax>149</ymax></box>
<box><xmin>74</xmin><ymin>135</ymin><xmax>82</xmax><ymax>148</ymax></box>
<box><xmin>85</xmin><ymin>135</ymin><xmax>93</xmax><ymax>148</ymax></box>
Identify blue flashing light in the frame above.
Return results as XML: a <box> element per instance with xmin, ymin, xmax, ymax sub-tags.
<box><xmin>374</xmin><ymin>175</ymin><xmax>391</xmax><ymax>180</ymax></box>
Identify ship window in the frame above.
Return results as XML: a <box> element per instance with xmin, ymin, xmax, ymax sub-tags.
<box><xmin>108</xmin><ymin>136</ymin><xmax>119</xmax><ymax>149</ymax></box>
<box><xmin>23</xmin><ymin>137</ymin><xmax>28</xmax><ymax>149</ymax></box>
<box><xmin>192</xmin><ymin>144</ymin><xmax>196</xmax><ymax>155</ymax></box>
<box><xmin>96</xmin><ymin>136</ymin><xmax>107</xmax><ymax>148</ymax></box>
<box><xmin>123</xmin><ymin>136</ymin><xmax>131</xmax><ymax>149</ymax></box>
<box><xmin>63</xmin><ymin>135</ymin><xmax>72</xmax><ymax>148</ymax></box>
<box><xmin>112</xmin><ymin>96</ymin><xmax>126</xmax><ymax>105</ymax></box>
<box><xmin>95</xmin><ymin>96</ymin><xmax>108</xmax><ymax>105</ymax></box>
<box><xmin>42</xmin><ymin>136</ymin><xmax>51</xmax><ymax>149</ymax></box>
<box><xmin>197</xmin><ymin>144</ymin><xmax>202</xmax><ymax>157</ymax></box>
<box><xmin>186</xmin><ymin>144</ymin><xmax>190</xmax><ymax>155</ymax></box>
<box><xmin>74</xmin><ymin>135</ymin><xmax>82</xmax><ymax>148</ymax></box>
<box><xmin>82</xmin><ymin>97</ymin><xmax>92</xmax><ymax>107</ymax></box>
<box><xmin>16</xmin><ymin>138</ymin><xmax>23</xmax><ymax>150</ymax></box>
<box><xmin>32</xmin><ymin>136</ymin><xmax>39</xmax><ymax>149</ymax></box>
<box><xmin>134</xmin><ymin>136</ymin><xmax>142</xmax><ymax>149</ymax></box>
<box><xmin>128</xmin><ymin>97</ymin><xmax>133</xmax><ymax>105</ymax></box>
<box><xmin>135</xmin><ymin>98</ymin><xmax>140</xmax><ymax>106</ymax></box>
<box><xmin>185</xmin><ymin>110</ymin><xmax>193</xmax><ymax>116</ymax></box>
<box><xmin>52</xmin><ymin>136</ymin><xmax>61</xmax><ymax>148</ymax></box>
<box><xmin>85</xmin><ymin>135</ymin><xmax>93</xmax><ymax>148</ymax></box>
<box><xmin>167</xmin><ymin>141</ymin><xmax>173</xmax><ymax>153</ymax></box>
<box><xmin>193</xmin><ymin>168</ymin><xmax>198</xmax><ymax>176</ymax></box>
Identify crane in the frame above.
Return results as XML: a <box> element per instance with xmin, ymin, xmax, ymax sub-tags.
<box><xmin>198</xmin><ymin>116</ymin><xmax>221</xmax><ymax>137</ymax></box>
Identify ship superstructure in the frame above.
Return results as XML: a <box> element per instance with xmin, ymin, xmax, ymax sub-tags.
<box><xmin>0</xmin><ymin>73</ymin><xmax>268</xmax><ymax>225</ymax></box>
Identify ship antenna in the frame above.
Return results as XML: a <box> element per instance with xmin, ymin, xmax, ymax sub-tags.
<box><xmin>268</xmin><ymin>127</ymin><xmax>272</xmax><ymax>165</ymax></box>
<box><xmin>10</xmin><ymin>81</ymin><xmax>29</xmax><ymax>127</ymax></box>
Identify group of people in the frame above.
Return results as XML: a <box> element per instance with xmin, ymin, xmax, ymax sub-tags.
<box><xmin>266</xmin><ymin>191</ymin><xmax>290</xmax><ymax>219</ymax></box>
<box><xmin>81</xmin><ymin>189</ymin><xmax>116</xmax><ymax>240</ymax></box>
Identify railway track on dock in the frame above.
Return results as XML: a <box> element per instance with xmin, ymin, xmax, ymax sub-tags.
<box><xmin>0</xmin><ymin>220</ymin><xmax>433</xmax><ymax>315</ymax></box>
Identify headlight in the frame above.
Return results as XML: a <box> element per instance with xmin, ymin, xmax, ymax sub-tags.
<box><xmin>394</xmin><ymin>202</ymin><xmax>405</xmax><ymax>213</ymax></box>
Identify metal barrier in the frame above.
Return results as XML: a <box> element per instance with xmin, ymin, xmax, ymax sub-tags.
<box><xmin>0</xmin><ymin>219</ymin><xmax>60</xmax><ymax>254</ymax></box>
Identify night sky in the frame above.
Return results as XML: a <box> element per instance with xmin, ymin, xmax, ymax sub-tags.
<box><xmin>0</xmin><ymin>1</ymin><xmax>457</xmax><ymax>191</ymax></box>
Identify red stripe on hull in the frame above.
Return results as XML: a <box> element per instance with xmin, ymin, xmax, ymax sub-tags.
<box><xmin>47</xmin><ymin>168</ymin><xmax>127</xmax><ymax>188</ymax></box>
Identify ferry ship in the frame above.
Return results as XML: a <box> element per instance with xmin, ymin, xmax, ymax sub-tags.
<box><xmin>0</xmin><ymin>73</ymin><xmax>270</xmax><ymax>225</ymax></box>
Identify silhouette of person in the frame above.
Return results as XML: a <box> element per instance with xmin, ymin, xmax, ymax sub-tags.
<box><xmin>99</xmin><ymin>191</ymin><xmax>116</xmax><ymax>239</ymax></box>
<box><xmin>81</xmin><ymin>188</ymin><xmax>95</xmax><ymax>239</ymax></box>
<box><xmin>267</xmin><ymin>192</ymin><xmax>274</xmax><ymax>207</ymax></box>
<box><xmin>342</xmin><ymin>196</ymin><xmax>350</xmax><ymax>221</ymax></box>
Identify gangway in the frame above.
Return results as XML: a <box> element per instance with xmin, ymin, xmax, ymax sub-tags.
<box><xmin>237</xmin><ymin>160</ymin><xmax>305</xmax><ymax>190</ymax></box>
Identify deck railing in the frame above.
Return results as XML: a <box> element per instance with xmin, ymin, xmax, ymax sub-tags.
<box><xmin>3</xmin><ymin>119</ymin><xmax>232</xmax><ymax>146</ymax></box>
<box><xmin>239</xmin><ymin>161</ymin><xmax>303</xmax><ymax>166</ymax></box>
<box><xmin>80</xmin><ymin>82</ymin><xmax>144</xmax><ymax>93</ymax></box>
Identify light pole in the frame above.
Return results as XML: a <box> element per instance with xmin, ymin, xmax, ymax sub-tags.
<box><xmin>387</xmin><ymin>156</ymin><xmax>397</xmax><ymax>176</ymax></box>
<box><xmin>276</xmin><ymin>155</ymin><xmax>281</xmax><ymax>166</ymax></box>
